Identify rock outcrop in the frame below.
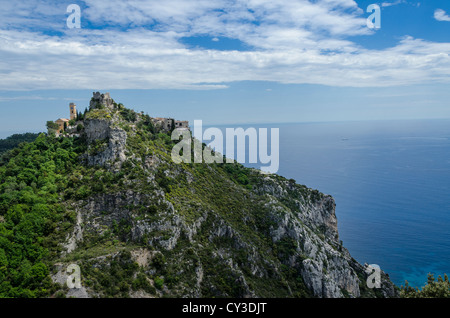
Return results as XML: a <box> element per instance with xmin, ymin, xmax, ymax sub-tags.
<box><xmin>90</xmin><ymin>92</ymin><xmax>114</xmax><ymax>109</ymax></box>
<box><xmin>83</xmin><ymin>118</ymin><xmax>127</xmax><ymax>169</ymax></box>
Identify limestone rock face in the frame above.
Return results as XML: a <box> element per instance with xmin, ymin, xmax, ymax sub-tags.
<box><xmin>61</xmin><ymin>172</ymin><xmax>398</xmax><ymax>298</ymax></box>
<box><xmin>247</xmin><ymin>176</ymin><xmax>397</xmax><ymax>298</ymax></box>
<box><xmin>263</xmin><ymin>193</ymin><xmax>360</xmax><ymax>297</ymax></box>
<box><xmin>83</xmin><ymin>118</ymin><xmax>127</xmax><ymax>169</ymax></box>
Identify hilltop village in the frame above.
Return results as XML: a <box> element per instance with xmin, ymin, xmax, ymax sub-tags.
<box><xmin>47</xmin><ymin>92</ymin><xmax>189</xmax><ymax>137</ymax></box>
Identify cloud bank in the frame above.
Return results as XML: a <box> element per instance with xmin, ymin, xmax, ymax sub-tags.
<box><xmin>0</xmin><ymin>0</ymin><xmax>448</xmax><ymax>90</ymax></box>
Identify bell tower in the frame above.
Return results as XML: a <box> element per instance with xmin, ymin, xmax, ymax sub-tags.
<box><xmin>69</xmin><ymin>103</ymin><xmax>77</xmax><ymax>120</ymax></box>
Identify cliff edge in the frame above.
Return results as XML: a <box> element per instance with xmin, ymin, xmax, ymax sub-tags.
<box><xmin>0</xmin><ymin>93</ymin><xmax>398</xmax><ymax>298</ymax></box>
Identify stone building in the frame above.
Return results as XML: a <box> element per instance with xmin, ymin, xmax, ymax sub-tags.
<box><xmin>175</xmin><ymin>120</ymin><xmax>189</xmax><ymax>129</ymax></box>
<box><xmin>55</xmin><ymin>118</ymin><xmax>70</xmax><ymax>132</ymax></box>
<box><xmin>54</xmin><ymin>103</ymin><xmax>78</xmax><ymax>133</ymax></box>
<box><xmin>70</xmin><ymin>103</ymin><xmax>77</xmax><ymax>120</ymax></box>
<box><xmin>152</xmin><ymin>117</ymin><xmax>189</xmax><ymax>131</ymax></box>
<box><xmin>53</xmin><ymin>92</ymin><xmax>189</xmax><ymax>136</ymax></box>
<box><xmin>90</xmin><ymin>92</ymin><xmax>114</xmax><ymax>109</ymax></box>
<box><xmin>152</xmin><ymin>117</ymin><xmax>173</xmax><ymax>131</ymax></box>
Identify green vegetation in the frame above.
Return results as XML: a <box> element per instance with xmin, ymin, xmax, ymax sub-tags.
<box><xmin>76</xmin><ymin>108</ymin><xmax>88</xmax><ymax>121</ymax></box>
<box><xmin>79</xmin><ymin>250</ymin><xmax>139</xmax><ymax>298</ymax></box>
<box><xmin>0</xmin><ymin>99</ymin><xmax>394</xmax><ymax>299</ymax></box>
<box><xmin>120</xmin><ymin>108</ymin><xmax>137</xmax><ymax>122</ymax></box>
<box><xmin>46</xmin><ymin>121</ymin><xmax>60</xmax><ymax>136</ymax></box>
<box><xmin>0</xmin><ymin>134</ymin><xmax>85</xmax><ymax>297</ymax></box>
<box><xmin>84</xmin><ymin>108</ymin><xmax>111</xmax><ymax>120</ymax></box>
<box><xmin>0</xmin><ymin>133</ymin><xmax>41</xmax><ymax>157</ymax></box>
<box><xmin>401</xmin><ymin>274</ymin><xmax>450</xmax><ymax>298</ymax></box>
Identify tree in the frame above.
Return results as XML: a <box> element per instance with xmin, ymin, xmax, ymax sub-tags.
<box><xmin>46</xmin><ymin>121</ymin><xmax>59</xmax><ymax>136</ymax></box>
<box><xmin>0</xmin><ymin>133</ymin><xmax>41</xmax><ymax>156</ymax></box>
<box><xmin>120</xmin><ymin>108</ymin><xmax>136</xmax><ymax>122</ymax></box>
<box><xmin>401</xmin><ymin>273</ymin><xmax>450</xmax><ymax>298</ymax></box>
<box><xmin>0</xmin><ymin>248</ymin><xmax>8</xmax><ymax>273</ymax></box>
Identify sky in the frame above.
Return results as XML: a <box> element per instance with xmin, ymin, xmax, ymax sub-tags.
<box><xmin>0</xmin><ymin>0</ymin><xmax>449</xmax><ymax>137</ymax></box>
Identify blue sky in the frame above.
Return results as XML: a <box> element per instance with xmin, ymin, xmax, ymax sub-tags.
<box><xmin>0</xmin><ymin>0</ymin><xmax>449</xmax><ymax>137</ymax></box>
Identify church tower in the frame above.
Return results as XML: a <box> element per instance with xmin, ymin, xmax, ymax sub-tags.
<box><xmin>69</xmin><ymin>103</ymin><xmax>77</xmax><ymax>120</ymax></box>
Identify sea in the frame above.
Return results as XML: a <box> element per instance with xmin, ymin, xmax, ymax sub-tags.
<box><xmin>210</xmin><ymin>119</ymin><xmax>450</xmax><ymax>288</ymax></box>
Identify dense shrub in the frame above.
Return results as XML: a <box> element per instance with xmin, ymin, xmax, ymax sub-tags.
<box><xmin>0</xmin><ymin>134</ymin><xmax>82</xmax><ymax>297</ymax></box>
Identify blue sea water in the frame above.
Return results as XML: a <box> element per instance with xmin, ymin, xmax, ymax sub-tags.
<box><xmin>212</xmin><ymin>119</ymin><xmax>450</xmax><ymax>288</ymax></box>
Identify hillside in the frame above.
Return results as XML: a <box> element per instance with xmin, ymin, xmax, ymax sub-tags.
<box><xmin>0</xmin><ymin>133</ymin><xmax>41</xmax><ymax>157</ymax></box>
<box><xmin>0</xmin><ymin>94</ymin><xmax>398</xmax><ymax>298</ymax></box>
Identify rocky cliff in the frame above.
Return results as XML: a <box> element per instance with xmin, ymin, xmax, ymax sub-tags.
<box><xmin>41</xmin><ymin>98</ymin><xmax>399</xmax><ymax>298</ymax></box>
<box><xmin>83</xmin><ymin>118</ymin><xmax>127</xmax><ymax>169</ymax></box>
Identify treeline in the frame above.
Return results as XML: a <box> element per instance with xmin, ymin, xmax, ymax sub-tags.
<box><xmin>0</xmin><ymin>134</ymin><xmax>84</xmax><ymax>297</ymax></box>
<box><xmin>0</xmin><ymin>133</ymin><xmax>42</xmax><ymax>156</ymax></box>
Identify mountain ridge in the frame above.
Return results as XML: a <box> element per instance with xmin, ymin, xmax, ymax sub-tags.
<box><xmin>0</xmin><ymin>94</ymin><xmax>398</xmax><ymax>298</ymax></box>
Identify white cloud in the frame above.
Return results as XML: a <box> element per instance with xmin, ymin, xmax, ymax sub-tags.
<box><xmin>0</xmin><ymin>0</ymin><xmax>448</xmax><ymax>90</ymax></box>
<box><xmin>434</xmin><ymin>9</ymin><xmax>450</xmax><ymax>22</ymax></box>
<box><xmin>0</xmin><ymin>96</ymin><xmax>57</xmax><ymax>102</ymax></box>
<box><xmin>381</xmin><ymin>0</ymin><xmax>406</xmax><ymax>7</ymax></box>
<box><xmin>0</xmin><ymin>95</ymin><xmax>85</xmax><ymax>102</ymax></box>
<box><xmin>0</xmin><ymin>0</ymin><xmax>69</xmax><ymax>31</ymax></box>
